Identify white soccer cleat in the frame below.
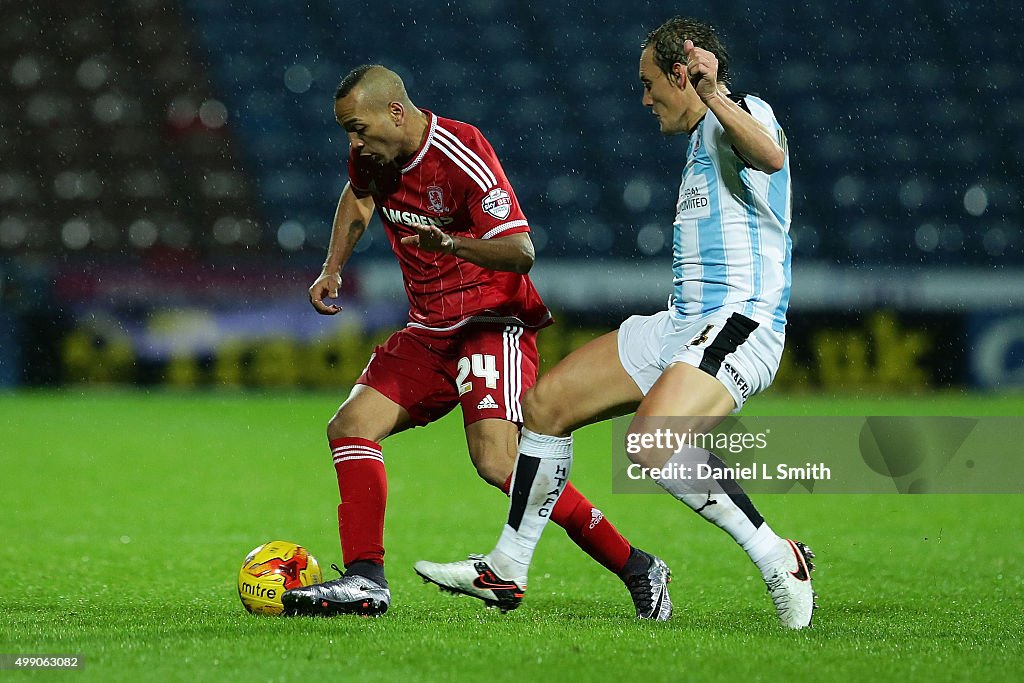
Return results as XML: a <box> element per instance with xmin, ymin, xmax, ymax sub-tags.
<box><xmin>414</xmin><ymin>554</ymin><xmax>526</xmax><ymax>613</ymax></box>
<box><xmin>762</xmin><ymin>539</ymin><xmax>816</xmax><ymax>629</ymax></box>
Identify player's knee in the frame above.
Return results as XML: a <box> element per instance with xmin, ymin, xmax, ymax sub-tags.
<box><xmin>472</xmin><ymin>457</ymin><xmax>511</xmax><ymax>489</ymax></box>
<box><xmin>624</xmin><ymin>431</ymin><xmax>682</xmax><ymax>470</ymax></box>
<box><xmin>522</xmin><ymin>382</ymin><xmax>572</xmax><ymax>436</ymax></box>
<box><xmin>624</xmin><ymin>438</ymin><xmax>659</xmax><ymax>469</ymax></box>
<box><xmin>467</xmin><ymin>438</ymin><xmax>515</xmax><ymax>488</ymax></box>
<box><xmin>465</xmin><ymin>420</ymin><xmax>517</xmax><ymax>487</ymax></box>
<box><xmin>326</xmin><ymin>406</ymin><xmax>383</xmax><ymax>442</ymax></box>
<box><xmin>325</xmin><ymin>411</ymin><xmax>352</xmax><ymax>441</ymax></box>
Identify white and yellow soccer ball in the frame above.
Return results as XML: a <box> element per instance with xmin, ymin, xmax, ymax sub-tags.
<box><xmin>237</xmin><ymin>540</ymin><xmax>323</xmax><ymax>615</ymax></box>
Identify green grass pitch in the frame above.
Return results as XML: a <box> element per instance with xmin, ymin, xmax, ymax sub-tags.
<box><xmin>2</xmin><ymin>390</ymin><xmax>1023</xmax><ymax>681</ymax></box>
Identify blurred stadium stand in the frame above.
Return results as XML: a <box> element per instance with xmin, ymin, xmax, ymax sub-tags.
<box><xmin>1</xmin><ymin>0</ymin><xmax>1022</xmax><ymax>388</ymax></box>
<box><xmin>3</xmin><ymin>0</ymin><xmax>1018</xmax><ymax>267</ymax></box>
<box><xmin>0</xmin><ymin>0</ymin><xmax>265</xmax><ymax>261</ymax></box>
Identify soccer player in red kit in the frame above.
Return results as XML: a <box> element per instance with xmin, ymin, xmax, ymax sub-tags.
<box><xmin>281</xmin><ymin>65</ymin><xmax>672</xmax><ymax>619</ymax></box>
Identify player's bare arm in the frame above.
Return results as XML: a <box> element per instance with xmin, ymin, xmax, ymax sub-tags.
<box><xmin>400</xmin><ymin>224</ymin><xmax>535</xmax><ymax>274</ymax></box>
<box><xmin>683</xmin><ymin>39</ymin><xmax>784</xmax><ymax>173</ymax></box>
<box><xmin>309</xmin><ymin>182</ymin><xmax>376</xmax><ymax>315</ymax></box>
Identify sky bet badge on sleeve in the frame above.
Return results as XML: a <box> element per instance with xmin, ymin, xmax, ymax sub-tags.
<box><xmin>481</xmin><ymin>187</ymin><xmax>512</xmax><ymax>219</ymax></box>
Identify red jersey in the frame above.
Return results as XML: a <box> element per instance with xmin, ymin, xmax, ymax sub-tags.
<box><xmin>348</xmin><ymin>110</ymin><xmax>551</xmax><ymax>334</ymax></box>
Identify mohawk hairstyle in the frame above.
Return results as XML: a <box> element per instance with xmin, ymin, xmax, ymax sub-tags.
<box><xmin>335</xmin><ymin>64</ymin><xmax>378</xmax><ymax>100</ymax></box>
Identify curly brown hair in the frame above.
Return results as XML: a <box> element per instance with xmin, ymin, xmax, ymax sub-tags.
<box><xmin>642</xmin><ymin>16</ymin><xmax>731</xmax><ymax>86</ymax></box>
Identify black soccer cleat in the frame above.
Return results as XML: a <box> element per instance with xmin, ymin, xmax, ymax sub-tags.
<box><xmin>282</xmin><ymin>564</ymin><xmax>390</xmax><ymax>617</ymax></box>
<box><xmin>621</xmin><ymin>549</ymin><xmax>673</xmax><ymax>621</ymax></box>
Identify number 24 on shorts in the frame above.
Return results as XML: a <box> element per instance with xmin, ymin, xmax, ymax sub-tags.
<box><xmin>456</xmin><ymin>354</ymin><xmax>499</xmax><ymax>396</ymax></box>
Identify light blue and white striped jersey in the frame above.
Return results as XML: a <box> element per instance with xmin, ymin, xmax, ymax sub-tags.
<box><xmin>670</xmin><ymin>94</ymin><xmax>792</xmax><ymax>333</ymax></box>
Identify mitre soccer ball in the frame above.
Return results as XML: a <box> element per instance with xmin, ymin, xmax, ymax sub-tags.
<box><xmin>237</xmin><ymin>540</ymin><xmax>323</xmax><ymax>615</ymax></box>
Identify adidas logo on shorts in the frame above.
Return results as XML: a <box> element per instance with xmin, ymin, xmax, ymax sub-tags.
<box><xmin>477</xmin><ymin>394</ymin><xmax>499</xmax><ymax>410</ymax></box>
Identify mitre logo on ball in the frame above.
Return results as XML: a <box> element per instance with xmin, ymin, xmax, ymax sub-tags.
<box><xmin>482</xmin><ymin>187</ymin><xmax>512</xmax><ymax>219</ymax></box>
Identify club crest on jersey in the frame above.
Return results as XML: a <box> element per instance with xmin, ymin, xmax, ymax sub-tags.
<box><xmin>482</xmin><ymin>187</ymin><xmax>512</xmax><ymax>220</ymax></box>
<box><xmin>426</xmin><ymin>185</ymin><xmax>447</xmax><ymax>214</ymax></box>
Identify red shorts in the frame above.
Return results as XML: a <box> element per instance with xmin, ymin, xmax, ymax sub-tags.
<box><xmin>356</xmin><ymin>324</ymin><xmax>539</xmax><ymax>427</ymax></box>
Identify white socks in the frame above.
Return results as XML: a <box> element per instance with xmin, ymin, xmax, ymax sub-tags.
<box><xmin>655</xmin><ymin>446</ymin><xmax>788</xmax><ymax>577</ymax></box>
<box><xmin>490</xmin><ymin>429</ymin><xmax>573</xmax><ymax>580</ymax></box>
<box><xmin>488</xmin><ymin>436</ymin><xmax>790</xmax><ymax>581</ymax></box>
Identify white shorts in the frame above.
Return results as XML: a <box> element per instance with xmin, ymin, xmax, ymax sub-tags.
<box><xmin>616</xmin><ymin>309</ymin><xmax>784</xmax><ymax>410</ymax></box>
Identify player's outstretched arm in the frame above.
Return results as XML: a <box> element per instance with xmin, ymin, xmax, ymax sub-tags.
<box><xmin>683</xmin><ymin>39</ymin><xmax>784</xmax><ymax>173</ymax></box>
<box><xmin>401</xmin><ymin>224</ymin><xmax>535</xmax><ymax>274</ymax></box>
<box><xmin>310</xmin><ymin>183</ymin><xmax>375</xmax><ymax>315</ymax></box>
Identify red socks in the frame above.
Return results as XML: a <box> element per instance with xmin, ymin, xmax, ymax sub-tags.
<box><xmin>501</xmin><ymin>475</ymin><xmax>630</xmax><ymax>573</ymax></box>
<box><xmin>329</xmin><ymin>436</ymin><xmax>630</xmax><ymax>575</ymax></box>
<box><xmin>331</xmin><ymin>437</ymin><xmax>387</xmax><ymax>568</ymax></box>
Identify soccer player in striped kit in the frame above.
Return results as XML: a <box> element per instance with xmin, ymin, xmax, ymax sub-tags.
<box><xmin>416</xmin><ymin>17</ymin><xmax>817</xmax><ymax>629</ymax></box>
<box><xmin>282</xmin><ymin>65</ymin><xmax>671</xmax><ymax>618</ymax></box>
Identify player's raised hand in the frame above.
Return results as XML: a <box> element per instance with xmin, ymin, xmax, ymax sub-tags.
<box><xmin>683</xmin><ymin>39</ymin><xmax>719</xmax><ymax>102</ymax></box>
<box><xmin>308</xmin><ymin>271</ymin><xmax>343</xmax><ymax>315</ymax></box>
<box><xmin>400</xmin><ymin>222</ymin><xmax>456</xmax><ymax>254</ymax></box>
